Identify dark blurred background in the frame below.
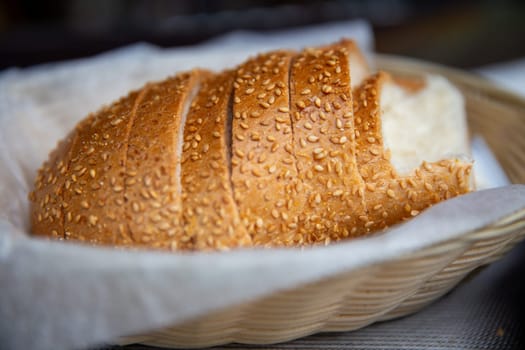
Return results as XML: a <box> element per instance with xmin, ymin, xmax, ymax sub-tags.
<box><xmin>1</xmin><ymin>0</ymin><xmax>524</xmax><ymax>70</ymax></box>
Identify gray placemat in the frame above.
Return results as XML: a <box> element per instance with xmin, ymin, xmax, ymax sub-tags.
<box><xmin>99</xmin><ymin>239</ymin><xmax>525</xmax><ymax>350</ymax></box>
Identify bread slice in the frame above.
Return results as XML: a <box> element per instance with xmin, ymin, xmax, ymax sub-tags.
<box><xmin>231</xmin><ymin>51</ymin><xmax>301</xmax><ymax>246</ymax></box>
<box><xmin>289</xmin><ymin>44</ymin><xmax>366</xmax><ymax>244</ymax></box>
<box><xmin>29</xmin><ymin>128</ymin><xmax>77</xmax><ymax>240</ymax></box>
<box><xmin>60</xmin><ymin>90</ymin><xmax>146</xmax><ymax>244</ymax></box>
<box><xmin>337</xmin><ymin>38</ymin><xmax>370</xmax><ymax>88</ymax></box>
<box><xmin>181</xmin><ymin>71</ymin><xmax>252</xmax><ymax>250</ymax></box>
<box><xmin>123</xmin><ymin>71</ymin><xmax>203</xmax><ymax>249</ymax></box>
<box><xmin>354</xmin><ymin>72</ymin><xmax>473</xmax><ymax>231</ymax></box>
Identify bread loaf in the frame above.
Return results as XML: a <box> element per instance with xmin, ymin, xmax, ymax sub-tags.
<box><xmin>29</xmin><ymin>39</ymin><xmax>473</xmax><ymax>251</ymax></box>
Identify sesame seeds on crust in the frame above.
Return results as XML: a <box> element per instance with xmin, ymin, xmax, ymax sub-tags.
<box><xmin>181</xmin><ymin>70</ymin><xmax>252</xmax><ymax>251</ymax></box>
<box><xmin>61</xmin><ymin>90</ymin><xmax>145</xmax><ymax>245</ymax></box>
<box><xmin>124</xmin><ymin>71</ymin><xmax>204</xmax><ymax>250</ymax></box>
<box><xmin>289</xmin><ymin>45</ymin><xmax>366</xmax><ymax>244</ymax></box>
<box><xmin>29</xmin><ymin>129</ymin><xmax>77</xmax><ymax>240</ymax></box>
<box><xmin>29</xmin><ymin>40</ymin><xmax>472</xmax><ymax>251</ymax></box>
<box><xmin>231</xmin><ymin>51</ymin><xmax>301</xmax><ymax>246</ymax></box>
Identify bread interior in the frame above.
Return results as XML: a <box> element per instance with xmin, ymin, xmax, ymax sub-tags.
<box><xmin>380</xmin><ymin>75</ymin><xmax>471</xmax><ymax>176</ymax></box>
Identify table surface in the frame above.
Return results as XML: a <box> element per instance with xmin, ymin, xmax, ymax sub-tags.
<box><xmin>97</xmin><ymin>239</ymin><xmax>525</xmax><ymax>350</ymax></box>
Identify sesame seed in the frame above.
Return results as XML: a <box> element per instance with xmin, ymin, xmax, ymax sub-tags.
<box><xmin>315</xmin><ymin>193</ymin><xmax>322</xmax><ymax>204</ymax></box>
<box><xmin>110</xmin><ymin>118</ymin><xmax>123</xmax><ymax>126</ymax></box>
<box><xmin>80</xmin><ymin>201</ymin><xmax>90</xmax><ymax>209</ymax></box>
<box><xmin>314</xmin><ymin>164</ymin><xmax>324</xmax><ymax>172</ymax></box>
<box><xmin>275</xmin><ymin>88</ymin><xmax>282</xmax><ymax>96</ymax></box>
<box><xmin>339</xmin><ymin>136</ymin><xmax>348</xmax><ymax>144</ymax></box>
<box><xmin>322</xmin><ymin>85</ymin><xmax>333</xmax><ymax>94</ymax></box>
<box><xmin>296</xmin><ymin>101</ymin><xmax>306</xmax><ymax>109</ymax></box>
<box><xmin>260</xmin><ymin>102</ymin><xmax>270</xmax><ymax>109</ymax></box>
<box><xmin>278</xmin><ymin>107</ymin><xmax>289</xmax><ymax>113</ymax></box>
<box><xmin>314</xmin><ymin>97</ymin><xmax>322</xmax><ymax>108</ymax></box>
<box><xmin>410</xmin><ymin>210</ymin><xmax>420</xmax><ymax>216</ymax></box>
<box><xmin>423</xmin><ymin>162</ymin><xmax>433</xmax><ymax>172</ymax></box>
<box><xmin>212</xmin><ymin>131</ymin><xmax>221</xmax><ymax>138</ymax></box>
<box><xmin>333</xmin><ymin>190</ymin><xmax>343</xmax><ymax>196</ymax></box>
<box><xmin>307</xmin><ymin>135</ymin><xmax>319</xmax><ymax>142</ymax></box>
<box><xmin>250</xmin><ymin>111</ymin><xmax>261</xmax><ymax>118</ymax></box>
<box><xmin>301</xmin><ymin>88</ymin><xmax>311</xmax><ymax>95</ymax></box>
<box><xmin>252</xmin><ymin>169</ymin><xmax>263</xmax><ymax>177</ymax></box>
<box><xmin>370</xmin><ymin>148</ymin><xmax>380</xmax><ymax>155</ymax></box>
<box><xmin>88</xmin><ymin>215</ymin><xmax>98</xmax><ymax>226</ymax></box>
<box><xmin>386</xmin><ymin>189</ymin><xmax>396</xmax><ymax>198</ymax></box>
<box><xmin>299</xmin><ymin>138</ymin><xmax>307</xmax><ymax>148</ymax></box>
<box><xmin>268</xmin><ymin>165</ymin><xmax>276</xmax><ymax>174</ymax></box>
<box><xmin>255</xmin><ymin>218</ymin><xmax>264</xmax><ymax>228</ymax></box>
<box><xmin>245</xmin><ymin>88</ymin><xmax>255</xmax><ymax>94</ymax></box>
<box><xmin>424</xmin><ymin>182</ymin><xmax>433</xmax><ymax>191</ymax></box>
<box><xmin>275</xmin><ymin>116</ymin><xmax>288</xmax><ymax>123</ymax></box>
<box><xmin>367</xmin><ymin>137</ymin><xmax>376</xmax><ymax>143</ymax></box>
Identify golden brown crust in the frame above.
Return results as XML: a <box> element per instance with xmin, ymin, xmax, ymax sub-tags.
<box><xmin>60</xmin><ymin>90</ymin><xmax>144</xmax><ymax>244</ymax></box>
<box><xmin>123</xmin><ymin>71</ymin><xmax>203</xmax><ymax>250</ymax></box>
<box><xmin>231</xmin><ymin>51</ymin><xmax>301</xmax><ymax>246</ymax></box>
<box><xmin>289</xmin><ymin>45</ymin><xmax>366</xmax><ymax>244</ymax></box>
<box><xmin>29</xmin><ymin>129</ymin><xmax>77</xmax><ymax>239</ymax></box>
<box><xmin>181</xmin><ymin>70</ymin><xmax>252</xmax><ymax>250</ymax></box>
<box><xmin>354</xmin><ymin>72</ymin><xmax>472</xmax><ymax>231</ymax></box>
<box><xmin>329</xmin><ymin>39</ymin><xmax>370</xmax><ymax>88</ymax></box>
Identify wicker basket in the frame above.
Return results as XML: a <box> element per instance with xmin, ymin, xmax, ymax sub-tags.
<box><xmin>121</xmin><ymin>56</ymin><xmax>525</xmax><ymax>348</ymax></box>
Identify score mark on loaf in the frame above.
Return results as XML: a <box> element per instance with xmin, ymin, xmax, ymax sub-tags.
<box><xmin>29</xmin><ymin>39</ymin><xmax>473</xmax><ymax>251</ymax></box>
